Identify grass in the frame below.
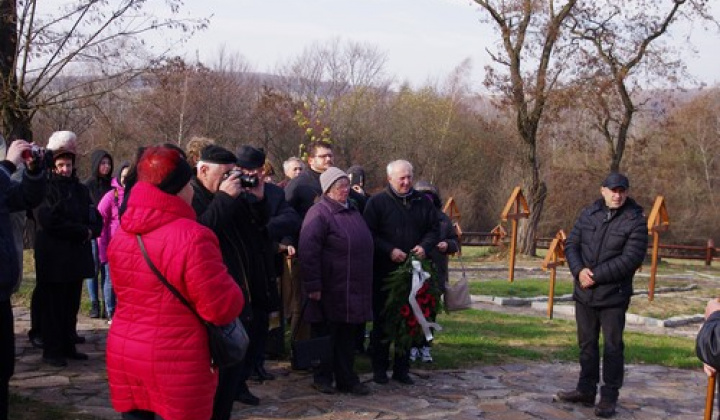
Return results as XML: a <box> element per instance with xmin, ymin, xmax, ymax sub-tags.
<box><xmin>469</xmin><ymin>277</ymin><xmax>575</xmax><ymax>297</ymax></box>
<box><xmin>429</xmin><ymin>309</ymin><xmax>699</xmax><ymax>369</ymax></box>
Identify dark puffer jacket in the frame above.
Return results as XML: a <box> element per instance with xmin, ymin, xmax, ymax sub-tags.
<box><xmin>697</xmin><ymin>311</ymin><xmax>720</xmax><ymax>369</ymax></box>
<box><xmin>565</xmin><ymin>197</ymin><xmax>648</xmax><ymax>308</ymax></box>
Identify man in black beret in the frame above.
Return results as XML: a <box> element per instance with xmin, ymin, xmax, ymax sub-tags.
<box><xmin>555</xmin><ymin>172</ymin><xmax>647</xmax><ymax>418</ymax></box>
<box><xmin>233</xmin><ymin>145</ymin><xmax>301</xmax><ymax>399</ymax></box>
<box><xmin>190</xmin><ymin>144</ymin><xmax>269</xmax><ymax>417</ymax></box>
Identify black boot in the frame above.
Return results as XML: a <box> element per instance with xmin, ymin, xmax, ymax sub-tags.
<box><xmin>89</xmin><ymin>301</ymin><xmax>100</xmax><ymax>318</ymax></box>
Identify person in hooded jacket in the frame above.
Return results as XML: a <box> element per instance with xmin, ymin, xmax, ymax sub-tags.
<box><xmin>96</xmin><ymin>161</ymin><xmax>130</xmax><ymax>322</ymax></box>
<box><xmin>84</xmin><ymin>148</ymin><xmax>114</xmax><ymax>318</ymax></box>
<box><xmin>106</xmin><ymin>145</ymin><xmax>243</xmax><ymax>420</ymax></box>
<box><xmin>0</xmin><ymin>139</ymin><xmax>46</xmax><ymax>420</ymax></box>
<box><xmin>33</xmin><ymin>131</ymin><xmax>103</xmax><ymax>367</ymax></box>
<box><xmin>556</xmin><ymin>173</ymin><xmax>648</xmax><ymax>418</ymax></box>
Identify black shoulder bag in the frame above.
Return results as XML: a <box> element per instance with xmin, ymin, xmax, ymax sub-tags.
<box><xmin>136</xmin><ymin>235</ymin><xmax>248</xmax><ymax>368</ymax></box>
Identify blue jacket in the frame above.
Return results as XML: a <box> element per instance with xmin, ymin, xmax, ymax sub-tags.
<box><xmin>565</xmin><ymin>197</ymin><xmax>648</xmax><ymax>308</ymax></box>
<box><xmin>0</xmin><ymin>162</ymin><xmax>45</xmax><ymax>301</ymax></box>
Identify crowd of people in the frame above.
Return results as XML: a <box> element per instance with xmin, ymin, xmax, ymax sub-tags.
<box><xmin>3</xmin><ymin>132</ymin><xmax>716</xmax><ymax>420</ymax></box>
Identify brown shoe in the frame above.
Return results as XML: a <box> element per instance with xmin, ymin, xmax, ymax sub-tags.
<box><xmin>555</xmin><ymin>389</ymin><xmax>595</xmax><ymax>407</ymax></box>
<box><xmin>594</xmin><ymin>399</ymin><xmax>617</xmax><ymax>418</ymax></box>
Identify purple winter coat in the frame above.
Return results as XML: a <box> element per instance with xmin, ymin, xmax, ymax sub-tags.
<box><xmin>299</xmin><ymin>195</ymin><xmax>373</xmax><ymax>324</ymax></box>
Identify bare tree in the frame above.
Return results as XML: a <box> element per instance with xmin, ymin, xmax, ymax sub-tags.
<box><xmin>0</xmin><ymin>0</ymin><xmax>207</xmax><ymax>143</ymax></box>
<box><xmin>472</xmin><ymin>0</ymin><xmax>578</xmax><ymax>255</ymax></box>
<box><xmin>568</xmin><ymin>0</ymin><xmax>716</xmax><ymax>172</ymax></box>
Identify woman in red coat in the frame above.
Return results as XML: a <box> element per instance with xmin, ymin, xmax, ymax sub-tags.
<box><xmin>106</xmin><ymin>146</ymin><xmax>244</xmax><ymax>420</ymax></box>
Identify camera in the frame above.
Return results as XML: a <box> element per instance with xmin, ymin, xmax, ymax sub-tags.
<box><xmin>21</xmin><ymin>144</ymin><xmax>43</xmax><ymax>161</ymax></box>
<box><xmin>224</xmin><ymin>169</ymin><xmax>259</xmax><ymax>188</ymax></box>
<box><xmin>239</xmin><ymin>173</ymin><xmax>259</xmax><ymax>188</ymax></box>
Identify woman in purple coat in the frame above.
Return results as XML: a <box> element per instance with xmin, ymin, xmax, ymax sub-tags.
<box><xmin>299</xmin><ymin>167</ymin><xmax>373</xmax><ymax>396</ymax></box>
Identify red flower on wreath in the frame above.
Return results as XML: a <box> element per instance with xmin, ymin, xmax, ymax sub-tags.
<box><xmin>400</xmin><ymin>304</ymin><xmax>411</xmax><ymax>317</ymax></box>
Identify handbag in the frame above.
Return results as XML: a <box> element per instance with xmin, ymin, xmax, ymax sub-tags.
<box><xmin>137</xmin><ymin>235</ymin><xmax>249</xmax><ymax>368</ymax></box>
<box><xmin>290</xmin><ymin>299</ymin><xmax>331</xmax><ymax>370</ymax></box>
<box><xmin>444</xmin><ymin>254</ymin><xmax>472</xmax><ymax>311</ymax></box>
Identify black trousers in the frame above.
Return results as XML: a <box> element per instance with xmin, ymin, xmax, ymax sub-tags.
<box><xmin>28</xmin><ymin>285</ymin><xmax>41</xmax><ymax>340</ymax></box>
<box><xmin>236</xmin><ymin>309</ymin><xmax>269</xmax><ymax>392</ymax></box>
<box><xmin>38</xmin><ymin>280</ymin><xmax>83</xmax><ymax>359</ymax></box>
<box><xmin>0</xmin><ymin>300</ymin><xmax>15</xmax><ymax>420</ymax></box>
<box><xmin>370</xmin><ymin>286</ymin><xmax>410</xmax><ymax>376</ymax></box>
<box><xmin>211</xmin><ymin>347</ymin><xmax>243</xmax><ymax>420</ymax></box>
<box><xmin>311</xmin><ymin>321</ymin><xmax>360</xmax><ymax>389</ymax></box>
<box><xmin>575</xmin><ymin>301</ymin><xmax>628</xmax><ymax>401</ymax></box>
<box><xmin>121</xmin><ymin>410</ymin><xmax>160</xmax><ymax>420</ymax></box>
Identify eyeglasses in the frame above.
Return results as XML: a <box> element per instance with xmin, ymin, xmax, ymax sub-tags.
<box><xmin>314</xmin><ymin>153</ymin><xmax>333</xmax><ymax>159</ymax></box>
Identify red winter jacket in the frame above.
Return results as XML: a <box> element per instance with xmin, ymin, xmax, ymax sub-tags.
<box><xmin>106</xmin><ymin>182</ymin><xmax>243</xmax><ymax>420</ymax></box>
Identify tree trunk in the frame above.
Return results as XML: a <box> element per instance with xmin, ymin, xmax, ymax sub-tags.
<box><xmin>518</xmin><ymin>170</ymin><xmax>547</xmax><ymax>257</ymax></box>
<box><xmin>0</xmin><ymin>0</ymin><xmax>33</xmax><ymax>143</ymax></box>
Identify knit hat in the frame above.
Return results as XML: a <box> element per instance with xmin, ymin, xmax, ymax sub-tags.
<box><xmin>46</xmin><ymin>131</ymin><xmax>77</xmax><ymax>158</ymax></box>
<box><xmin>602</xmin><ymin>173</ymin><xmax>629</xmax><ymax>190</ymax></box>
<box><xmin>320</xmin><ymin>167</ymin><xmax>349</xmax><ymax>194</ymax></box>
<box><xmin>236</xmin><ymin>145</ymin><xmax>266</xmax><ymax>169</ymax></box>
<box><xmin>200</xmin><ymin>144</ymin><xmax>236</xmax><ymax>164</ymax></box>
<box><xmin>136</xmin><ymin>146</ymin><xmax>193</xmax><ymax>195</ymax></box>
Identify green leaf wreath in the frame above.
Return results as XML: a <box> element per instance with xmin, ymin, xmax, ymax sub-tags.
<box><xmin>381</xmin><ymin>256</ymin><xmax>442</xmax><ymax>355</ymax></box>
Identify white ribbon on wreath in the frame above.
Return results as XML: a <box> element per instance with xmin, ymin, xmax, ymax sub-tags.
<box><xmin>409</xmin><ymin>259</ymin><xmax>442</xmax><ymax>342</ymax></box>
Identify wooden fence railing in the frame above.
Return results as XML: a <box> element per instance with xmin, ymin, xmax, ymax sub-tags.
<box><xmin>461</xmin><ymin>232</ymin><xmax>719</xmax><ymax>266</ymax></box>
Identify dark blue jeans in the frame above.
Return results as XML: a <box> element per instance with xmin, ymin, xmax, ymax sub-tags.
<box><xmin>574</xmin><ymin>301</ymin><xmax>628</xmax><ymax>401</ymax></box>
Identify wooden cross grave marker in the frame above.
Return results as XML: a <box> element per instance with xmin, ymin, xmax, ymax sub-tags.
<box><xmin>647</xmin><ymin>196</ymin><xmax>669</xmax><ymax>301</ymax></box>
<box><xmin>501</xmin><ymin>187</ymin><xmax>530</xmax><ymax>283</ymax></box>
<box><xmin>541</xmin><ymin>230</ymin><xmax>567</xmax><ymax>319</ymax></box>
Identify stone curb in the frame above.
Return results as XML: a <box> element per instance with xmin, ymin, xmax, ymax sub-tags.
<box><xmin>473</xmin><ymin>284</ymin><xmax>703</xmax><ymax>328</ymax></box>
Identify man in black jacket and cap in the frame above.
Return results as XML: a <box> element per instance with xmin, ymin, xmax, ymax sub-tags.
<box><xmin>556</xmin><ymin>173</ymin><xmax>648</xmax><ymax>418</ymax></box>
<box><xmin>190</xmin><ymin>144</ymin><xmax>268</xmax><ymax>417</ymax></box>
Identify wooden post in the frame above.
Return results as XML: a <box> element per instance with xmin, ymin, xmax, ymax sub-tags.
<box><xmin>707</xmin><ymin>239</ymin><xmax>715</xmax><ymax>267</ymax></box>
<box><xmin>501</xmin><ymin>187</ymin><xmax>530</xmax><ymax>283</ymax></box>
<box><xmin>646</xmin><ymin>196</ymin><xmax>669</xmax><ymax>302</ymax></box>
<box><xmin>649</xmin><ymin>232</ymin><xmax>660</xmax><ymax>301</ymax></box>
<box><xmin>705</xmin><ymin>373</ymin><xmax>716</xmax><ymax>420</ymax></box>
<box><xmin>541</xmin><ymin>230</ymin><xmax>566</xmax><ymax>320</ymax></box>
<box><xmin>509</xmin><ymin>217</ymin><xmax>518</xmax><ymax>283</ymax></box>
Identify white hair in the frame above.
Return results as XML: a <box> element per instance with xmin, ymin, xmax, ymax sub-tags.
<box><xmin>386</xmin><ymin>159</ymin><xmax>413</xmax><ymax>177</ymax></box>
<box><xmin>283</xmin><ymin>156</ymin><xmax>304</xmax><ymax>172</ymax></box>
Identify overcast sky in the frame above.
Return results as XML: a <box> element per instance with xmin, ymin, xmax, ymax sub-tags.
<box><xmin>166</xmin><ymin>0</ymin><xmax>719</xmax><ymax>89</ymax></box>
<box><xmin>37</xmin><ymin>0</ymin><xmax>719</xmax><ymax>89</ymax></box>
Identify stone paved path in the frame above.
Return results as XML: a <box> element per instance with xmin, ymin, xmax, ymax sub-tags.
<box><xmin>10</xmin><ymin>302</ymin><xmax>711</xmax><ymax>420</ymax></box>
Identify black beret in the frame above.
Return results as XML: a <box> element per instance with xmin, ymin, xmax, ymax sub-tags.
<box><xmin>236</xmin><ymin>145</ymin><xmax>266</xmax><ymax>169</ymax></box>
<box><xmin>200</xmin><ymin>145</ymin><xmax>236</xmax><ymax>165</ymax></box>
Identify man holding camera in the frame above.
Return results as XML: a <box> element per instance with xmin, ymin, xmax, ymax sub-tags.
<box><xmin>1</xmin><ymin>138</ymin><xmax>46</xmax><ymax>420</ymax></box>
<box><xmin>190</xmin><ymin>144</ymin><xmax>269</xmax><ymax>419</ymax></box>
